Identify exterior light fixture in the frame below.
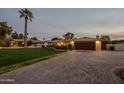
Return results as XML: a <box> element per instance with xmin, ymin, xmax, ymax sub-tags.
<box><xmin>95</xmin><ymin>40</ymin><xmax>101</xmax><ymax>51</ymax></box>
<box><xmin>70</xmin><ymin>41</ymin><xmax>74</xmax><ymax>44</ymax></box>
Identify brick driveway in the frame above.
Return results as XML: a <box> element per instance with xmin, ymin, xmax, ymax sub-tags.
<box><xmin>0</xmin><ymin>50</ymin><xmax>124</xmax><ymax>84</ymax></box>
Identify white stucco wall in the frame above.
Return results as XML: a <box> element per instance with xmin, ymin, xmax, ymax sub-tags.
<box><xmin>107</xmin><ymin>43</ymin><xmax>124</xmax><ymax>51</ymax></box>
<box><xmin>114</xmin><ymin>43</ymin><xmax>124</xmax><ymax>51</ymax></box>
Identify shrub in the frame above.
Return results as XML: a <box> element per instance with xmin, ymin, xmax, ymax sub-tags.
<box><xmin>109</xmin><ymin>45</ymin><xmax>115</xmax><ymax>51</ymax></box>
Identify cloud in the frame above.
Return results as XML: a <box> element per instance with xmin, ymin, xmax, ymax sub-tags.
<box><xmin>109</xmin><ymin>32</ymin><xmax>124</xmax><ymax>40</ymax></box>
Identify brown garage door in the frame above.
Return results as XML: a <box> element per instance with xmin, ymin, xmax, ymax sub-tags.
<box><xmin>75</xmin><ymin>41</ymin><xmax>95</xmax><ymax>50</ymax></box>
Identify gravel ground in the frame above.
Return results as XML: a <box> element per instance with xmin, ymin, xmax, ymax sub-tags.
<box><xmin>0</xmin><ymin>50</ymin><xmax>124</xmax><ymax>84</ymax></box>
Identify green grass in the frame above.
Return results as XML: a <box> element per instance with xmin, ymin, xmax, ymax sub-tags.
<box><xmin>0</xmin><ymin>47</ymin><xmax>64</xmax><ymax>74</ymax></box>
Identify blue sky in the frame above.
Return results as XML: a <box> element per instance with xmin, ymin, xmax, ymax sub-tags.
<box><xmin>0</xmin><ymin>8</ymin><xmax>124</xmax><ymax>40</ymax></box>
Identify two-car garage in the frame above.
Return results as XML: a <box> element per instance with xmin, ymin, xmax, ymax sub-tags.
<box><xmin>74</xmin><ymin>37</ymin><xmax>102</xmax><ymax>51</ymax></box>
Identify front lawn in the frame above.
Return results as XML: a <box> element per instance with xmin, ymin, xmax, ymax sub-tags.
<box><xmin>0</xmin><ymin>47</ymin><xmax>64</xmax><ymax>74</ymax></box>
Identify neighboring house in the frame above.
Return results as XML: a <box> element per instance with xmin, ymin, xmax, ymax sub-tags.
<box><xmin>10</xmin><ymin>39</ymin><xmax>24</xmax><ymax>47</ymax></box>
<box><xmin>50</xmin><ymin>40</ymin><xmax>66</xmax><ymax>47</ymax></box>
<box><xmin>10</xmin><ymin>39</ymin><xmax>49</xmax><ymax>48</ymax></box>
<box><xmin>31</xmin><ymin>40</ymin><xmax>49</xmax><ymax>48</ymax></box>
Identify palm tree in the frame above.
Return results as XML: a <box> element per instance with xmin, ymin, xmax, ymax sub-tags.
<box><xmin>19</xmin><ymin>8</ymin><xmax>33</xmax><ymax>48</ymax></box>
<box><xmin>63</xmin><ymin>32</ymin><xmax>74</xmax><ymax>49</ymax></box>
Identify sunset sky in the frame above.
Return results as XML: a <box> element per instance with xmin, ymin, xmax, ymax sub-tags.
<box><xmin>0</xmin><ymin>8</ymin><xmax>124</xmax><ymax>40</ymax></box>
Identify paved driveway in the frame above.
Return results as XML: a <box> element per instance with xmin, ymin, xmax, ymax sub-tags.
<box><xmin>0</xmin><ymin>50</ymin><xmax>124</xmax><ymax>84</ymax></box>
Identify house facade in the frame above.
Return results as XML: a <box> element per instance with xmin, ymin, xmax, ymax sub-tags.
<box><xmin>31</xmin><ymin>40</ymin><xmax>49</xmax><ymax>48</ymax></box>
<box><xmin>51</xmin><ymin>37</ymin><xmax>106</xmax><ymax>51</ymax></box>
<box><xmin>74</xmin><ymin>37</ymin><xmax>102</xmax><ymax>51</ymax></box>
<box><xmin>10</xmin><ymin>39</ymin><xmax>24</xmax><ymax>47</ymax></box>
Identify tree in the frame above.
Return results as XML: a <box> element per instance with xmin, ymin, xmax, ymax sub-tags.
<box><xmin>0</xmin><ymin>22</ymin><xmax>6</xmax><ymax>39</ymax></box>
<box><xmin>100</xmin><ymin>34</ymin><xmax>111</xmax><ymax>43</ymax></box>
<box><xmin>11</xmin><ymin>31</ymin><xmax>18</xmax><ymax>39</ymax></box>
<box><xmin>0</xmin><ymin>21</ymin><xmax>13</xmax><ymax>39</ymax></box>
<box><xmin>51</xmin><ymin>37</ymin><xmax>62</xmax><ymax>41</ymax></box>
<box><xmin>11</xmin><ymin>32</ymin><xmax>24</xmax><ymax>39</ymax></box>
<box><xmin>18</xmin><ymin>33</ymin><xmax>24</xmax><ymax>39</ymax></box>
<box><xmin>63</xmin><ymin>32</ymin><xmax>74</xmax><ymax>49</ymax></box>
<box><xmin>7</xmin><ymin>27</ymin><xmax>13</xmax><ymax>36</ymax></box>
<box><xmin>19</xmin><ymin>8</ymin><xmax>33</xmax><ymax>48</ymax></box>
<box><xmin>63</xmin><ymin>32</ymin><xmax>74</xmax><ymax>40</ymax></box>
<box><xmin>31</xmin><ymin>36</ymin><xmax>38</xmax><ymax>40</ymax></box>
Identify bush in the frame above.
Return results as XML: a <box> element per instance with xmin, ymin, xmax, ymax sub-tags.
<box><xmin>109</xmin><ymin>45</ymin><xmax>115</xmax><ymax>51</ymax></box>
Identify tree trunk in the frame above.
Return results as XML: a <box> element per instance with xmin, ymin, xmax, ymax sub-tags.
<box><xmin>65</xmin><ymin>38</ymin><xmax>69</xmax><ymax>50</ymax></box>
<box><xmin>24</xmin><ymin>18</ymin><xmax>28</xmax><ymax>48</ymax></box>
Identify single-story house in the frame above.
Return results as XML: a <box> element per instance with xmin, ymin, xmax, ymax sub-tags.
<box><xmin>51</xmin><ymin>37</ymin><xmax>107</xmax><ymax>51</ymax></box>
<box><xmin>50</xmin><ymin>40</ymin><xmax>66</xmax><ymax>46</ymax></box>
<box><xmin>10</xmin><ymin>39</ymin><xmax>24</xmax><ymax>47</ymax></box>
<box><xmin>30</xmin><ymin>40</ymin><xmax>49</xmax><ymax>48</ymax></box>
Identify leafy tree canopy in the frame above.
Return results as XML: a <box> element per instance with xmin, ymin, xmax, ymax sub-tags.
<box><xmin>0</xmin><ymin>21</ymin><xmax>13</xmax><ymax>39</ymax></box>
<box><xmin>31</xmin><ymin>36</ymin><xmax>38</xmax><ymax>40</ymax></box>
<box><xmin>63</xmin><ymin>32</ymin><xmax>74</xmax><ymax>40</ymax></box>
<box><xmin>100</xmin><ymin>34</ymin><xmax>111</xmax><ymax>43</ymax></box>
<box><xmin>51</xmin><ymin>37</ymin><xmax>62</xmax><ymax>41</ymax></box>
